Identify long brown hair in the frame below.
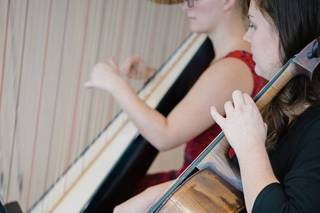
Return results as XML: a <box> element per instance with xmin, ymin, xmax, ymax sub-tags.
<box><xmin>256</xmin><ymin>0</ymin><xmax>320</xmax><ymax>150</ymax></box>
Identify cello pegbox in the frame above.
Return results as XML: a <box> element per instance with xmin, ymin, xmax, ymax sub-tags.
<box><xmin>293</xmin><ymin>37</ymin><xmax>320</xmax><ymax>80</ymax></box>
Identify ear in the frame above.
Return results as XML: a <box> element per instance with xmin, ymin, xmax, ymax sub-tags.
<box><xmin>223</xmin><ymin>0</ymin><xmax>237</xmax><ymax>11</ymax></box>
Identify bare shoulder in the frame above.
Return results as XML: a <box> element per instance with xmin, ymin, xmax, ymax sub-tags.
<box><xmin>196</xmin><ymin>56</ymin><xmax>254</xmax><ymax>95</ymax></box>
<box><xmin>206</xmin><ymin>56</ymin><xmax>253</xmax><ymax>78</ymax></box>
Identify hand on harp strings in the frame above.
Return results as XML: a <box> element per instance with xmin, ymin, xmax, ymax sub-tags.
<box><xmin>84</xmin><ymin>59</ymin><xmax>123</xmax><ymax>92</ymax></box>
<box><xmin>119</xmin><ymin>55</ymin><xmax>156</xmax><ymax>80</ymax></box>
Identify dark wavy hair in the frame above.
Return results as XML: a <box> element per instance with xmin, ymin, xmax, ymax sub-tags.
<box><xmin>256</xmin><ymin>0</ymin><xmax>320</xmax><ymax>149</ymax></box>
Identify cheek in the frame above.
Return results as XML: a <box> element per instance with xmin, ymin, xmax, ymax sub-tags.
<box><xmin>190</xmin><ymin>14</ymin><xmax>216</xmax><ymax>33</ymax></box>
<box><xmin>252</xmin><ymin>46</ymin><xmax>282</xmax><ymax>80</ymax></box>
<box><xmin>251</xmin><ymin>43</ymin><xmax>264</xmax><ymax>68</ymax></box>
<box><xmin>197</xmin><ymin>4</ymin><xmax>218</xmax><ymax>25</ymax></box>
<box><xmin>250</xmin><ymin>39</ymin><xmax>271</xmax><ymax>79</ymax></box>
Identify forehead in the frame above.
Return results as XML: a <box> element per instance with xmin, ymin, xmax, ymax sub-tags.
<box><xmin>248</xmin><ymin>0</ymin><xmax>262</xmax><ymax>19</ymax></box>
<box><xmin>248</xmin><ymin>1</ymin><xmax>275</xmax><ymax>30</ymax></box>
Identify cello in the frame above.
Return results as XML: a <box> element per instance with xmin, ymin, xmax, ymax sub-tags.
<box><xmin>151</xmin><ymin>37</ymin><xmax>320</xmax><ymax>212</ymax></box>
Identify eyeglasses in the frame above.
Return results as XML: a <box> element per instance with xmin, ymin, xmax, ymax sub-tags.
<box><xmin>184</xmin><ymin>0</ymin><xmax>199</xmax><ymax>8</ymax></box>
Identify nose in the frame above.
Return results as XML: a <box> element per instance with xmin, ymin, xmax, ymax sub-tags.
<box><xmin>243</xmin><ymin>30</ymin><xmax>252</xmax><ymax>43</ymax></box>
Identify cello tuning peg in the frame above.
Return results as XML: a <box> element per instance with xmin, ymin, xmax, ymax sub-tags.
<box><xmin>308</xmin><ymin>38</ymin><xmax>320</xmax><ymax>59</ymax></box>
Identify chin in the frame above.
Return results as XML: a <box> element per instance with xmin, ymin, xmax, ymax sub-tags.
<box><xmin>188</xmin><ymin>24</ymin><xmax>198</xmax><ymax>32</ymax></box>
<box><xmin>254</xmin><ymin>65</ymin><xmax>267</xmax><ymax>79</ymax></box>
<box><xmin>258</xmin><ymin>69</ymin><xmax>275</xmax><ymax>81</ymax></box>
<box><xmin>189</xmin><ymin>26</ymin><xmax>207</xmax><ymax>34</ymax></box>
<box><xmin>188</xmin><ymin>22</ymin><xmax>207</xmax><ymax>33</ymax></box>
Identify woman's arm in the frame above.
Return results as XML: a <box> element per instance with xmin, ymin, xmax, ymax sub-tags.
<box><xmin>85</xmin><ymin>58</ymin><xmax>254</xmax><ymax>151</ymax></box>
<box><xmin>237</xmin><ymin>145</ymin><xmax>278</xmax><ymax>212</ymax></box>
<box><xmin>211</xmin><ymin>91</ymin><xmax>278</xmax><ymax>212</ymax></box>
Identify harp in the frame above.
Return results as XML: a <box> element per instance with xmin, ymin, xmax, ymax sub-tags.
<box><xmin>25</xmin><ymin>34</ymin><xmax>214</xmax><ymax>212</ymax></box>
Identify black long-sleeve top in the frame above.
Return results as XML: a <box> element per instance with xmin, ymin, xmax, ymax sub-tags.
<box><xmin>252</xmin><ymin>105</ymin><xmax>320</xmax><ymax>213</ymax></box>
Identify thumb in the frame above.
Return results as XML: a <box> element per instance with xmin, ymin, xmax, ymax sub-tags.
<box><xmin>120</xmin><ymin>58</ymin><xmax>131</xmax><ymax>74</ymax></box>
<box><xmin>120</xmin><ymin>56</ymin><xmax>139</xmax><ymax>74</ymax></box>
<box><xmin>109</xmin><ymin>58</ymin><xmax>119</xmax><ymax>70</ymax></box>
<box><xmin>210</xmin><ymin>106</ymin><xmax>225</xmax><ymax>128</ymax></box>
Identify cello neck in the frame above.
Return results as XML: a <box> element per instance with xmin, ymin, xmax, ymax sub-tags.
<box><xmin>255</xmin><ymin>59</ymin><xmax>298</xmax><ymax>110</ymax></box>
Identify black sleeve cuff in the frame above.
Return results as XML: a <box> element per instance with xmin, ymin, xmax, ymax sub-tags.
<box><xmin>252</xmin><ymin>182</ymin><xmax>286</xmax><ymax>213</ymax></box>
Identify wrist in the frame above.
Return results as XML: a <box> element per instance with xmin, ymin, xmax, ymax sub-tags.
<box><xmin>108</xmin><ymin>75</ymin><xmax>126</xmax><ymax>94</ymax></box>
<box><xmin>236</xmin><ymin>143</ymin><xmax>267</xmax><ymax>162</ymax></box>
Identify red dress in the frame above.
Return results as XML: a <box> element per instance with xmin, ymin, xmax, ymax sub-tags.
<box><xmin>133</xmin><ymin>50</ymin><xmax>266</xmax><ymax>194</ymax></box>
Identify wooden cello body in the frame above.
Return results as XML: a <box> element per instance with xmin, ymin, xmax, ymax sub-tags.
<box><xmin>161</xmin><ymin>169</ymin><xmax>244</xmax><ymax>213</ymax></box>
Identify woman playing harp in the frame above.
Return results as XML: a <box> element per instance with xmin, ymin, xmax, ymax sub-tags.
<box><xmin>85</xmin><ymin>0</ymin><xmax>265</xmax><ymax>195</ymax></box>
